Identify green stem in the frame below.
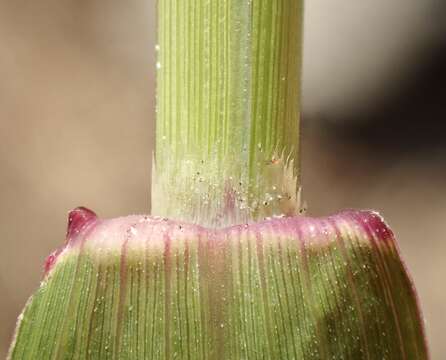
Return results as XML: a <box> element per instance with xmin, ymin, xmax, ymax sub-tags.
<box><xmin>153</xmin><ymin>0</ymin><xmax>304</xmax><ymax>227</ymax></box>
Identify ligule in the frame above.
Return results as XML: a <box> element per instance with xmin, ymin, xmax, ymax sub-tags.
<box><xmin>9</xmin><ymin>208</ymin><xmax>428</xmax><ymax>359</ymax></box>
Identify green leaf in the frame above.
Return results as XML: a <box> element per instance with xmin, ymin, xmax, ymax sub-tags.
<box><xmin>9</xmin><ymin>207</ymin><xmax>428</xmax><ymax>359</ymax></box>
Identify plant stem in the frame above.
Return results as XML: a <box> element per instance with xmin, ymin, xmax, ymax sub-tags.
<box><xmin>152</xmin><ymin>0</ymin><xmax>304</xmax><ymax>227</ymax></box>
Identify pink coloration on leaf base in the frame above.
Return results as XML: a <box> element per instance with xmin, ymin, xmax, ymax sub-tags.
<box><xmin>46</xmin><ymin>207</ymin><xmax>395</xmax><ymax>265</ymax></box>
<box><xmin>66</xmin><ymin>206</ymin><xmax>98</xmax><ymax>240</ymax></box>
<box><xmin>44</xmin><ymin>207</ymin><xmax>98</xmax><ymax>275</ymax></box>
<box><xmin>21</xmin><ymin>207</ymin><xmax>428</xmax><ymax>360</ymax></box>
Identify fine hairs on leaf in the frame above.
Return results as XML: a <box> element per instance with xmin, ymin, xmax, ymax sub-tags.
<box><xmin>9</xmin><ymin>1</ymin><xmax>429</xmax><ymax>359</ymax></box>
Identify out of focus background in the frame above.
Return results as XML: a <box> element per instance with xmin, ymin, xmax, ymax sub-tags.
<box><xmin>0</xmin><ymin>0</ymin><xmax>444</xmax><ymax>358</ymax></box>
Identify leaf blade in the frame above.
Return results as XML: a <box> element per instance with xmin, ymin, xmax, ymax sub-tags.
<box><xmin>9</xmin><ymin>208</ymin><xmax>428</xmax><ymax>359</ymax></box>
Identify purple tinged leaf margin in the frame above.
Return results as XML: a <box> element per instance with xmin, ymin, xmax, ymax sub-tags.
<box><xmin>9</xmin><ymin>208</ymin><xmax>429</xmax><ymax>359</ymax></box>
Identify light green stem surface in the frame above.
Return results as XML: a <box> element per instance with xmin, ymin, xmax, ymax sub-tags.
<box><xmin>153</xmin><ymin>0</ymin><xmax>304</xmax><ymax>227</ymax></box>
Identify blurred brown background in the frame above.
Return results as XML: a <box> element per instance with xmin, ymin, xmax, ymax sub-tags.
<box><xmin>0</xmin><ymin>1</ymin><xmax>444</xmax><ymax>358</ymax></box>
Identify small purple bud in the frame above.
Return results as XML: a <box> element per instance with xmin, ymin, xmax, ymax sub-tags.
<box><xmin>44</xmin><ymin>249</ymin><xmax>62</xmax><ymax>275</ymax></box>
<box><xmin>66</xmin><ymin>207</ymin><xmax>97</xmax><ymax>241</ymax></box>
<box><xmin>44</xmin><ymin>207</ymin><xmax>98</xmax><ymax>275</ymax></box>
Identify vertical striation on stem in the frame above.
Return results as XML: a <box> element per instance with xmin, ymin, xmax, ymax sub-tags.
<box><xmin>153</xmin><ymin>0</ymin><xmax>304</xmax><ymax>227</ymax></box>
